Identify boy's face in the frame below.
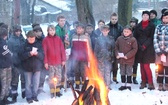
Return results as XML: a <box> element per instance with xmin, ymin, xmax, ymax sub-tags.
<box><xmin>150</xmin><ymin>13</ymin><xmax>156</xmax><ymax>19</ymax></box>
<box><xmin>27</xmin><ymin>37</ymin><xmax>36</xmax><ymax>44</ymax></box>
<box><xmin>48</xmin><ymin>28</ymin><xmax>55</xmax><ymax>36</ymax></box>
<box><xmin>15</xmin><ymin>30</ymin><xmax>21</xmax><ymax>36</ymax></box>
<box><xmin>123</xmin><ymin>29</ymin><xmax>132</xmax><ymax>37</ymax></box>
<box><xmin>58</xmin><ymin>18</ymin><xmax>66</xmax><ymax>28</ymax></box>
<box><xmin>142</xmin><ymin>14</ymin><xmax>149</xmax><ymax>21</ymax></box>
<box><xmin>86</xmin><ymin>26</ymin><xmax>94</xmax><ymax>34</ymax></box>
<box><xmin>162</xmin><ymin>15</ymin><xmax>168</xmax><ymax>23</ymax></box>
<box><xmin>110</xmin><ymin>16</ymin><xmax>118</xmax><ymax>24</ymax></box>
<box><xmin>76</xmin><ymin>26</ymin><xmax>85</xmax><ymax>35</ymax></box>
<box><xmin>101</xmin><ymin>28</ymin><xmax>109</xmax><ymax>36</ymax></box>
<box><xmin>34</xmin><ymin>30</ymin><xmax>42</xmax><ymax>38</ymax></box>
<box><xmin>130</xmin><ymin>22</ymin><xmax>136</xmax><ymax>27</ymax></box>
<box><xmin>98</xmin><ymin>22</ymin><xmax>105</xmax><ymax>29</ymax></box>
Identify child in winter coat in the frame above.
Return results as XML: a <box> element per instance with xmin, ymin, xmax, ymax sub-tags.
<box><xmin>115</xmin><ymin>25</ymin><xmax>138</xmax><ymax>91</ymax></box>
<box><xmin>21</xmin><ymin>31</ymin><xmax>44</xmax><ymax>104</ymax></box>
<box><xmin>42</xmin><ymin>25</ymin><xmax>66</xmax><ymax>98</ymax></box>
<box><xmin>153</xmin><ymin>9</ymin><xmax>168</xmax><ymax>91</ymax></box>
<box><xmin>94</xmin><ymin>25</ymin><xmax>115</xmax><ymax>90</ymax></box>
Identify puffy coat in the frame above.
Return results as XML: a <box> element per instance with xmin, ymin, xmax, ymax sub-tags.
<box><xmin>115</xmin><ymin>34</ymin><xmax>138</xmax><ymax>65</ymax></box>
<box><xmin>134</xmin><ymin>21</ymin><xmax>155</xmax><ymax>63</ymax></box>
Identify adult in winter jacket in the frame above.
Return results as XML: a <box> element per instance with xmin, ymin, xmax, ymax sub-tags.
<box><xmin>149</xmin><ymin>10</ymin><xmax>161</xmax><ymax>27</ymax></box>
<box><xmin>21</xmin><ymin>31</ymin><xmax>44</xmax><ymax>104</ymax></box>
<box><xmin>153</xmin><ymin>10</ymin><xmax>168</xmax><ymax>91</ymax></box>
<box><xmin>94</xmin><ymin>25</ymin><xmax>115</xmax><ymax>90</ymax></box>
<box><xmin>42</xmin><ymin>25</ymin><xmax>66</xmax><ymax>98</ymax></box>
<box><xmin>115</xmin><ymin>25</ymin><xmax>138</xmax><ymax>91</ymax></box>
<box><xmin>107</xmin><ymin>12</ymin><xmax>123</xmax><ymax>83</ymax></box>
<box><xmin>8</xmin><ymin>25</ymin><xmax>26</xmax><ymax>102</ymax></box>
<box><xmin>134</xmin><ymin>11</ymin><xmax>155</xmax><ymax>90</ymax></box>
<box><xmin>0</xmin><ymin>28</ymin><xmax>14</xmax><ymax>105</ymax></box>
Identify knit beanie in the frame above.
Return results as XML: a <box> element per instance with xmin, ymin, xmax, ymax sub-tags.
<box><xmin>142</xmin><ymin>11</ymin><xmax>150</xmax><ymax>17</ymax></box>
<box><xmin>150</xmin><ymin>10</ymin><xmax>157</xmax><ymax>16</ymax></box>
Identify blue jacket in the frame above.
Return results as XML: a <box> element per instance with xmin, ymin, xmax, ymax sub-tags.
<box><xmin>0</xmin><ymin>38</ymin><xmax>12</xmax><ymax>68</ymax></box>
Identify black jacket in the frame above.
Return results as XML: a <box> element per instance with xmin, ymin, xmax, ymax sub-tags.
<box><xmin>0</xmin><ymin>38</ymin><xmax>12</xmax><ymax>68</ymax></box>
<box><xmin>21</xmin><ymin>40</ymin><xmax>44</xmax><ymax>72</ymax></box>
<box><xmin>134</xmin><ymin>21</ymin><xmax>155</xmax><ymax>63</ymax></box>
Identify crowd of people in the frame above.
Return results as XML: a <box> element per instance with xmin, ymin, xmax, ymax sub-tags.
<box><xmin>0</xmin><ymin>8</ymin><xmax>168</xmax><ymax>104</ymax></box>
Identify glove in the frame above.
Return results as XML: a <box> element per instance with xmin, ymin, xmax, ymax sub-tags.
<box><xmin>140</xmin><ymin>45</ymin><xmax>146</xmax><ymax>51</ymax></box>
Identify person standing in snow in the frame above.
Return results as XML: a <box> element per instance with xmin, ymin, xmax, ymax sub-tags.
<box><xmin>107</xmin><ymin>12</ymin><xmax>123</xmax><ymax>84</ymax></box>
<box><xmin>42</xmin><ymin>25</ymin><xmax>66</xmax><ymax>97</ymax></box>
<box><xmin>69</xmin><ymin>23</ymin><xmax>91</xmax><ymax>89</ymax></box>
<box><xmin>20</xmin><ymin>31</ymin><xmax>44</xmax><ymax>103</ymax></box>
<box><xmin>94</xmin><ymin>25</ymin><xmax>115</xmax><ymax>90</ymax></box>
<box><xmin>0</xmin><ymin>28</ymin><xmax>14</xmax><ymax>105</ymax></box>
<box><xmin>153</xmin><ymin>10</ymin><xmax>168</xmax><ymax>91</ymax></box>
<box><xmin>8</xmin><ymin>25</ymin><xmax>26</xmax><ymax>102</ymax></box>
<box><xmin>129</xmin><ymin>17</ymin><xmax>139</xmax><ymax>84</ymax></box>
<box><xmin>134</xmin><ymin>11</ymin><xmax>155</xmax><ymax>90</ymax></box>
<box><xmin>115</xmin><ymin>25</ymin><xmax>138</xmax><ymax>91</ymax></box>
<box><xmin>55</xmin><ymin>15</ymin><xmax>71</xmax><ymax>90</ymax></box>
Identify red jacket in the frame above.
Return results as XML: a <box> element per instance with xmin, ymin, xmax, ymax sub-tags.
<box><xmin>42</xmin><ymin>35</ymin><xmax>66</xmax><ymax>66</ymax></box>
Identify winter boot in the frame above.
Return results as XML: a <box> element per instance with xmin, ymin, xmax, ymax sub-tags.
<box><xmin>12</xmin><ymin>95</ymin><xmax>17</xmax><ymax>103</ymax></box>
<box><xmin>26</xmin><ymin>98</ymin><xmax>33</xmax><ymax>104</ymax></box>
<box><xmin>118</xmin><ymin>86</ymin><xmax>127</xmax><ymax>91</ymax></box>
<box><xmin>158</xmin><ymin>83</ymin><xmax>164</xmax><ymax>91</ymax></box>
<box><xmin>164</xmin><ymin>84</ymin><xmax>168</xmax><ymax>91</ymax></box>
<box><xmin>113</xmin><ymin>77</ymin><xmax>119</xmax><ymax>84</ymax></box>
<box><xmin>3</xmin><ymin>96</ymin><xmax>15</xmax><ymax>104</ymax></box>
<box><xmin>139</xmin><ymin>81</ymin><xmax>147</xmax><ymax>89</ymax></box>
<box><xmin>33</xmin><ymin>96</ymin><xmax>39</xmax><ymax>102</ymax></box>
<box><xmin>148</xmin><ymin>83</ymin><xmax>155</xmax><ymax>90</ymax></box>
<box><xmin>133</xmin><ymin>77</ymin><xmax>138</xmax><ymax>84</ymax></box>
<box><xmin>56</xmin><ymin>92</ymin><xmax>62</xmax><ymax>97</ymax></box>
<box><xmin>75</xmin><ymin>84</ymin><xmax>80</xmax><ymax>90</ymax></box>
<box><xmin>22</xmin><ymin>91</ymin><xmax>25</xmax><ymax>99</ymax></box>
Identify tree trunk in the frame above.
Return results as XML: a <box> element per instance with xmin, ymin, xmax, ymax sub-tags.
<box><xmin>118</xmin><ymin>0</ymin><xmax>132</xmax><ymax>26</ymax></box>
<box><xmin>31</xmin><ymin>0</ymin><xmax>36</xmax><ymax>23</ymax></box>
<box><xmin>20</xmin><ymin>0</ymin><xmax>31</xmax><ymax>25</ymax></box>
<box><xmin>75</xmin><ymin>0</ymin><xmax>95</xmax><ymax>27</ymax></box>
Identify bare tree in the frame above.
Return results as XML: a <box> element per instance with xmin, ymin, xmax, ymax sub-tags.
<box><xmin>118</xmin><ymin>0</ymin><xmax>132</xmax><ymax>26</ymax></box>
<box><xmin>75</xmin><ymin>0</ymin><xmax>95</xmax><ymax>27</ymax></box>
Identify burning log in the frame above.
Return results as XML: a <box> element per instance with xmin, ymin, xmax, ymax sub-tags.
<box><xmin>70</xmin><ymin>80</ymin><xmax>111</xmax><ymax>105</ymax></box>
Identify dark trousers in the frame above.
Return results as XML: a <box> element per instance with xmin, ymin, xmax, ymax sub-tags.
<box><xmin>112</xmin><ymin>58</ymin><xmax>118</xmax><ymax>80</ymax></box>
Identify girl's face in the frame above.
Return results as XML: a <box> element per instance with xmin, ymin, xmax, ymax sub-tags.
<box><xmin>162</xmin><ymin>15</ymin><xmax>168</xmax><ymax>24</ymax></box>
<box><xmin>142</xmin><ymin>14</ymin><xmax>149</xmax><ymax>21</ymax></box>
<box><xmin>48</xmin><ymin>28</ymin><xmax>55</xmax><ymax>36</ymax></box>
<box><xmin>76</xmin><ymin>27</ymin><xmax>85</xmax><ymax>35</ymax></box>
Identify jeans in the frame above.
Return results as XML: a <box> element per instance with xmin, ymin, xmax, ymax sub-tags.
<box><xmin>24</xmin><ymin>71</ymin><xmax>40</xmax><ymax>99</ymax></box>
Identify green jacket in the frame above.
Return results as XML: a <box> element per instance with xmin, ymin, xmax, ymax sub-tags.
<box><xmin>55</xmin><ymin>24</ymin><xmax>71</xmax><ymax>49</ymax></box>
<box><xmin>150</xmin><ymin>18</ymin><xmax>161</xmax><ymax>27</ymax></box>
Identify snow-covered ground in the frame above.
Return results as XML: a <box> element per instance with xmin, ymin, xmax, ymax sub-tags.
<box><xmin>12</xmin><ymin>64</ymin><xmax>168</xmax><ymax>105</ymax></box>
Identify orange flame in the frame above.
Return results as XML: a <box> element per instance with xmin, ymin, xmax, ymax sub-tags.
<box><xmin>79</xmin><ymin>39</ymin><xmax>108</xmax><ymax>105</ymax></box>
<box><xmin>53</xmin><ymin>77</ymin><xmax>57</xmax><ymax>82</ymax></box>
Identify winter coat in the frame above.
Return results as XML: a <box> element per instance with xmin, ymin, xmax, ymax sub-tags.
<box><xmin>150</xmin><ymin>18</ymin><xmax>161</xmax><ymax>27</ymax></box>
<box><xmin>55</xmin><ymin>24</ymin><xmax>71</xmax><ymax>49</ymax></box>
<box><xmin>42</xmin><ymin>35</ymin><xmax>66</xmax><ymax>66</ymax></box>
<box><xmin>8</xmin><ymin>34</ymin><xmax>25</xmax><ymax>66</ymax></box>
<box><xmin>21</xmin><ymin>40</ymin><xmax>44</xmax><ymax>72</ymax></box>
<box><xmin>94</xmin><ymin>35</ymin><xmax>115</xmax><ymax>63</ymax></box>
<box><xmin>94</xmin><ymin>28</ymin><xmax>102</xmax><ymax>37</ymax></box>
<box><xmin>0</xmin><ymin>38</ymin><xmax>12</xmax><ymax>69</ymax></box>
<box><xmin>153</xmin><ymin>23</ymin><xmax>168</xmax><ymax>66</ymax></box>
<box><xmin>69</xmin><ymin>33</ymin><xmax>91</xmax><ymax>62</ymax></box>
<box><xmin>90</xmin><ymin>31</ymin><xmax>100</xmax><ymax>50</ymax></box>
<box><xmin>115</xmin><ymin>34</ymin><xmax>138</xmax><ymax>65</ymax></box>
<box><xmin>134</xmin><ymin>21</ymin><xmax>155</xmax><ymax>63</ymax></box>
<box><xmin>107</xmin><ymin>22</ymin><xmax>123</xmax><ymax>41</ymax></box>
